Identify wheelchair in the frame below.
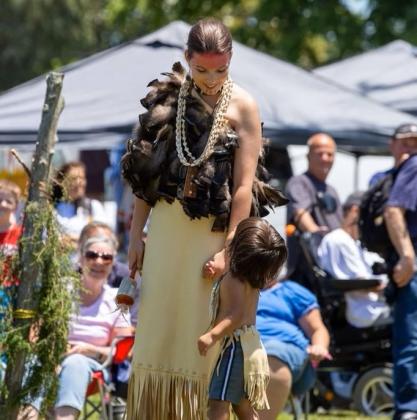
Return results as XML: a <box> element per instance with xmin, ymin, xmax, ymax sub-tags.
<box><xmin>288</xmin><ymin>230</ymin><xmax>393</xmax><ymax>417</ymax></box>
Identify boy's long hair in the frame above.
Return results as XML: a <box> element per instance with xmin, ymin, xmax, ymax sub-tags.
<box><xmin>228</xmin><ymin>217</ymin><xmax>287</xmax><ymax>289</ymax></box>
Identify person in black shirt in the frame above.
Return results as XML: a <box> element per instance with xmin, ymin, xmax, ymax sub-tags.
<box><xmin>285</xmin><ymin>133</ymin><xmax>342</xmax><ymax>285</ymax></box>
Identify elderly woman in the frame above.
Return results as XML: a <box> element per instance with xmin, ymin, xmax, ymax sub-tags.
<box><xmin>28</xmin><ymin>233</ymin><xmax>131</xmax><ymax>420</ymax></box>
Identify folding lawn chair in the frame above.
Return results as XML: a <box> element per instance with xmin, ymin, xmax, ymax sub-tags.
<box><xmin>83</xmin><ymin>335</ymin><xmax>135</xmax><ymax>420</ymax></box>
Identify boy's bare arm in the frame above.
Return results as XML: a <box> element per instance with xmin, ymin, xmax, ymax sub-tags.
<box><xmin>198</xmin><ymin>275</ymin><xmax>246</xmax><ymax>356</ymax></box>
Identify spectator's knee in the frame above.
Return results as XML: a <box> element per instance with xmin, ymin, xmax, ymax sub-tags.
<box><xmin>60</xmin><ymin>354</ymin><xmax>91</xmax><ymax>379</ymax></box>
<box><xmin>61</xmin><ymin>353</ymin><xmax>88</xmax><ymax>368</ymax></box>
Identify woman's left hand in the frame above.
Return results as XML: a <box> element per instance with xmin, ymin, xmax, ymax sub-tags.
<box><xmin>66</xmin><ymin>342</ymin><xmax>97</xmax><ymax>358</ymax></box>
<box><xmin>202</xmin><ymin>249</ymin><xmax>227</xmax><ymax>279</ymax></box>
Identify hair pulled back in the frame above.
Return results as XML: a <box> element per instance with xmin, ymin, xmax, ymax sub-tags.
<box><xmin>187</xmin><ymin>18</ymin><xmax>232</xmax><ymax>56</ymax></box>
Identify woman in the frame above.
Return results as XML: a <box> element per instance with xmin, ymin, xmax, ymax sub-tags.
<box><xmin>121</xmin><ymin>18</ymin><xmax>286</xmax><ymax>419</ymax></box>
<box><xmin>256</xmin><ymin>279</ymin><xmax>331</xmax><ymax>420</ymax></box>
<box><xmin>79</xmin><ymin>221</ymin><xmax>139</xmax><ymax>326</ymax></box>
<box><xmin>28</xmin><ymin>234</ymin><xmax>131</xmax><ymax>420</ymax></box>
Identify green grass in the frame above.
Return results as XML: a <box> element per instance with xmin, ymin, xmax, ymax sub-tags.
<box><xmin>82</xmin><ymin>395</ymin><xmax>389</xmax><ymax>420</ymax></box>
<box><xmin>81</xmin><ymin>407</ymin><xmax>388</xmax><ymax>420</ymax></box>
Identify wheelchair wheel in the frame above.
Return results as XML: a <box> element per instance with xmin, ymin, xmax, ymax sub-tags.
<box><xmin>353</xmin><ymin>366</ymin><xmax>394</xmax><ymax>416</ymax></box>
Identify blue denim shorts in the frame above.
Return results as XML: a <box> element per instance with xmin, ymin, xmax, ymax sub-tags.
<box><xmin>263</xmin><ymin>340</ymin><xmax>316</xmax><ymax>396</ymax></box>
<box><xmin>209</xmin><ymin>336</ymin><xmax>245</xmax><ymax>405</ymax></box>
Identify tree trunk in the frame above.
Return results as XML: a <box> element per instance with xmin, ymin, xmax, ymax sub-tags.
<box><xmin>4</xmin><ymin>72</ymin><xmax>64</xmax><ymax>419</ymax></box>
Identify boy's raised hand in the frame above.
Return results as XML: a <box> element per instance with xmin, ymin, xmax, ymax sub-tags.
<box><xmin>197</xmin><ymin>332</ymin><xmax>215</xmax><ymax>356</ymax></box>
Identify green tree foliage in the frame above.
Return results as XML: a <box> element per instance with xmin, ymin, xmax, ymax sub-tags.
<box><xmin>1</xmin><ymin>0</ymin><xmax>417</xmax><ymax>92</ymax></box>
<box><xmin>0</xmin><ymin>0</ymin><xmax>107</xmax><ymax>91</ymax></box>
<box><xmin>366</xmin><ymin>1</ymin><xmax>417</xmax><ymax>47</ymax></box>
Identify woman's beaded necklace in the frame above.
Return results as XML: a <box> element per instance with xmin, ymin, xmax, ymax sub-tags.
<box><xmin>175</xmin><ymin>76</ymin><xmax>233</xmax><ymax>167</ymax></box>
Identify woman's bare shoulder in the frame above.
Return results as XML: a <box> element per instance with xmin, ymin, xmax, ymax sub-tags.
<box><xmin>232</xmin><ymin>84</ymin><xmax>259</xmax><ymax>113</ymax></box>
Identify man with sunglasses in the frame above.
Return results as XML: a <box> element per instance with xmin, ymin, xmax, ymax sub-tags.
<box><xmin>383</xmin><ymin>124</ymin><xmax>417</xmax><ymax>420</ymax></box>
<box><xmin>285</xmin><ymin>133</ymin><xmax>342</xmax><ymax>285</ymax></box>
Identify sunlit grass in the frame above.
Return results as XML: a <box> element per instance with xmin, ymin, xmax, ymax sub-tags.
<box><xmin>81</xmin><ymin>395</ymin><xmax>390</xmax><ymax>420</ymax></box>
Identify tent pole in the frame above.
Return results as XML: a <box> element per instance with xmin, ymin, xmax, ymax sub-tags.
<box><xmin>354</xmin><ymin>153</ymin><xmax>360</xmax><ymax>191</ymax></box>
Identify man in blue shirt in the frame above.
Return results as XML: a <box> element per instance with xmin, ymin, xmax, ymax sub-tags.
<box><xmin>256</xmin><ymin>280</ymin><xmax>330</xmax><ymax>419</ymax></box>
<box><xmin>384</xmin><ymin>124</ymin><xmax>417</xmax><ymax>420</ymax></box>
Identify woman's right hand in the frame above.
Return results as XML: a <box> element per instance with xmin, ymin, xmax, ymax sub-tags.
<box><xmin>307</xmin><ymin>344</ymin><xmax>332</xmax><ymax>364</ymax></box>
<box><xmin>128</xmin><ymin>238</ymin><xmax>145</xmax><ymax>274</ymax></box>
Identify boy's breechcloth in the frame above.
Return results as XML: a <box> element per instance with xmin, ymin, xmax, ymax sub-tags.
<box><xmin>209</xmin><ymin>325</ymin><xmax>270</xmax><ymax>410</ymax></box>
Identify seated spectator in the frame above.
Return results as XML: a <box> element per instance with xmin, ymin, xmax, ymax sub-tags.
<box><xmin>285</xmin><ymin>133</ymin><xmax>342</xmax><ymax>285</ymax></box>
<box><xmin>78</xmin><ymin>221</ymin><xmax>140</xmax><ymax>327</ymax></box>
<box><xmin>0</xmin><ymin>179</ymin><xmax>22</xmax><ymax>300</ymax></box>
<box><xmin>318</xmin><ymin>192</ymin><xmax>391</xmax><ymax>328</ymax></box>
<box><xmin>79</xmin><ymin>222</ymin><xmax>129</xmax><ymax>287</ymax></box>
<box><xmin>27</xmin><ymin>233</ymin><xmax>131</xmax><ymax>419</ymax></box>
<box><xmin>52</xmin><ymin>162</ymin><xmax>107</xmax><ymax>243</ymax></box>
<box><xmin>0</xmin><ymin>180</ymin><xmax>22</xmax><ymax>380</ymax></box>
<box><xmin>78</xmin><ymin>222</ymin><xmax>138</xmax><ymax>400</ymax></box>
<box><xmin>257</xmin><ymin>279</ymin><xmax>330</xmax><ymax>420</ymax></box>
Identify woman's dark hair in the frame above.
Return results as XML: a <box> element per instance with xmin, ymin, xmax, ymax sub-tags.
<box><xmin>228</xmin><ymin>217</ymin><xmax>287</xmax><ymax>289</ymax></box>
<box><xmin>187</xmin><ymin>18</ymin><xmax>232</xmax><ymax>56</ymax></box>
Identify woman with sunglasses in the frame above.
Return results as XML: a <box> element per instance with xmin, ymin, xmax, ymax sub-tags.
<box><xmin>28</xmin><ymin>235</ymin><xmax>132</xmax><ymax>420</ymax></box>
<box><xmin>121</xmin><ymin>17</ymin><xmax>287</xmax><ymax>419</ymax></box>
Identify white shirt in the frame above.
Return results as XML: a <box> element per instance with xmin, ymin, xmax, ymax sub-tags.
<box><xmin>56</xmin><ymin>199</ymin><xmax>108</xmax><ymax>238</ymax></box>
<box><xmin>69</xmin><ymin>285</ymin><xmax>130</xmax><ymax>347</ymax></box>
<box><xmin>317</xmin><ymin>228</ymin><xmax>390</xmax><ymax>328</ymax></box>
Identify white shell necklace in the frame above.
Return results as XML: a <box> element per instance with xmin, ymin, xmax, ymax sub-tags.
<box><xmin>175</xmin><ymin>76</ymin><xmax>233</xmax><ymax>167</ymax></box>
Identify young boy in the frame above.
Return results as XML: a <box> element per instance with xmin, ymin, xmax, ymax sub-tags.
<box><xmin>0</xmin><ymin>180</ymin><xmax>22</xmax><ymax>379</ymax></box>
<box><xmin>0</xmin><ymin>179</ymin><xmax>22</xmax><ymax>297</ymax></box>
<box><xmin>198</xmin><ymin>217</ymin><xmax>288</xmax><ymax>420</ymax></box>
<box><xmin>0</xmin><ymin>179</ymin><xmax>21</xmax><ymax>252</ymax></box>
